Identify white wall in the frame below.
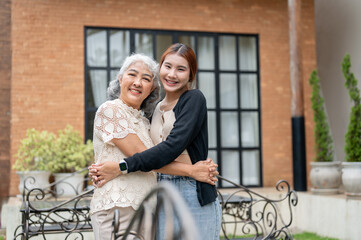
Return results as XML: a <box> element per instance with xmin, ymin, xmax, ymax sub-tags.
<box><xmin>293</xmin><ymin>193</ymin><xmax>361</xmax><ymax>240</ymax></box>
<box><xmin>314</xmin><ymin>0</ymin><xmax>361</xmax><ymax>163</ymax></box>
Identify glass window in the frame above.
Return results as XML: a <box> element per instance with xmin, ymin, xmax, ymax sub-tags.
<box><xmin>86</xmin><ymin>29</ymin><xmax>107</xmax><ymax>67</ymax></box>
<box><xmin>110</xmin><ymin>70</ymin><xmax>119</xmax><ymax>82</ymax></box>
<box><xmin>135</xmin><ymin>33</ymin><xmax>153</xmax><ymax>57</ymax></box>
<box><xmin>239</xmin><ymin>36</ymin><xmax>257</xmax><ymax>71</ymax></box>
<box><xmin>241</xmin><ymin>112</ymin><xmax>259</xmax><ymax>147</ymax></box>
<box><xmin>221</xmin><ymin>112</ymin><xmax>239</xmax><ymax>147</ymax></box>
<box><xmin>198</xmin><ymin>36</ymin><xmax>215</xmax><ymax>70</ymax></box>
<box><xmin>178</xmin><ymin>35</ymin><xmax>195</xmax><ymax>50</ymax></box>
<box><xmin>208</xmin><ymin>111</ymin><xmax>217</xmax><ymax>148</ymax></box>
<box><xmin>86</xmin><ymin>111</ymin><xmax>96</xmax><ymax>141</ymax></box>
<box><xmin>198</xmin><ymin>72</ymin><xmax>216</xmax><ymax>108</ymax></box>
<box><xmin>220</xmin><ymin>74</ymin><xmax>238</xmax><ymax>109</ymax></box>
<box><xmin>221</xmin><ymin>151</ymin><xmax>240</xmax><ymax>187</ymax></box>
<box><xmin>110</xmin><ymin>30</ymin><xmax>130</xmax><ymax>67</ymax></box>
<box><xmin>242</xmin><ymin>151</ymin><xmax>260</xmax><ymax>185</ymax></box>
<box><xmin>87</xmin><ymin>70</ymin><xmax>107</xmax><ymax>108</ymax></box>
<box><xmin>156</xmin><ymin>34</ymin><xmax>172</xmax><ymax>62</ymax></box>
<box><xmin>219</xmin><ymin>36</ymin><xmax>236</xmax><ymax>71</ymax></box>
<box><xmin>240</xmin><ymin>74</ymin><xmax>258</xmax><ymax>109</ymax></box>
<box><xmin>208</xmin><ymin>150</ymin><xmax>217</xmax><ymax>165</ymax></box>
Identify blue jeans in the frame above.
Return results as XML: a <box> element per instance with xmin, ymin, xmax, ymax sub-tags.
<box><xmin>156</xmin><ymin>174</ymin><xmax>222</xmax><ymax>240</ymax></box>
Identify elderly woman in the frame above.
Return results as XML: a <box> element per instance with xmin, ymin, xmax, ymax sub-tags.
<box><xmin>89</xmin><ymin>53</ymin><xmax>217</xmax><ymax>240</ymax></box>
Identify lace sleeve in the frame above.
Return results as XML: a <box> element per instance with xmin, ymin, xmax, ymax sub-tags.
<box><xmin>94</xmin><ymin>101</ymin><xmax>137</xmax><ymax>146</ymax></box>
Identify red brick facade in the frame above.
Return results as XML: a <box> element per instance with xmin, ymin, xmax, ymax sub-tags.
<box><xmin>0</xmin><ymin>0</ymin><xmax>11</xmax><ymax>198</ymax></box>
<box><xmin>7</xmin><ymin>0</ymin><xmax>317</xmax><ymax>196</ymax></box>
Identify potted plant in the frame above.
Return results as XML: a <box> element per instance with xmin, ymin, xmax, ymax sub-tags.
<box><xmin>48</xmin><ymin>125</ymin><xmax>94</xmax><ymax>197</ymax></box>
<box><xmin>341</xmin><ymin>54</ymin><xmax>361</xmax><ymax>196</ymax></box>
<box><xmin>12</xmin><ymin>128</ymin><xmax>54</xmax><ymax>194</ymax></box>
<box><xmin>308</xmin><ymin>70</ymin><xmax>341</xmax><ymax>194</ymax></box>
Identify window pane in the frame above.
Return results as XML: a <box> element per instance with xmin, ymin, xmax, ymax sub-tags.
<box><xmin>110</xmin><ymin>70</ymin><xmax>118</xmax><ymax>83</ymax></box>
<box><xmin>240</xmin><ymin>74</ymin><xmax>258</xmax><ymax>109</ymax></box>
<box><xmin>220</xmin><ymin>74</ymin><xmax>237</xmax><ymax>109</ymax></box>
<box><xmin>198</xmin><ymin>36</ymin><xmax>214</xmax><ymax>70</ymax></box>
<box><xmin>88</xmin><ymin>70</ymin><xmax>107</xmax><ymax>108</ymax></box>
<box><xmin>198</xmin><ymin>72</ymin><xmax>216</xmax><ymax>108</ymax></box>
<box><xmin>241</xmin><ymin>112</ymin><xmax>259</xmax><ymax>147</ymax></box>
<box><xmin>178</xmin><ymin>36</ymin><xmax>195</xmax><ymax>50</ymax></box>
<box><xmin>87</xmin><ymin>29</ymin><xmax>107</xmax><ymax>67</ymax></box>
<box><xmin>219</xmin><ymin>36</ymin><xmax>236</xmax><ymax>70</ymax></box>
<box><xmin>110</xmin><ymin>30</ymin><xmax>130</xmax><ymax>67</ymax></box>
<box><xmin>239</xmin><ymin>36</ymin><xmax>257</xmax><ymax>71</ymax></box>
<box><xmin>208</xmin><ymin>150</ymin><xmax>217</xmax><ymax>165</ymax></box>
<box><xmin>221</xmin><ymin>151</ymin><xmax>240</xmax><ymax>187</ymax></box>
<box><xmin>242</xmin><ymin>150</ymin><xmax>260</xmax><ymax>185</ymax></box>
<box><xmin>135</xmin><ymin>33</ymin><xmax>153</xmax><ymax>57</ymax></box>
<box><xmin>221</xmin><ymin>112</ymin><xmax>239</xmax><ymax>147</ymax></box>
<box><xmin>86</xmin><ymin>111</ymin><xmax>96</xmax><ymax>141</ymax></box>
<box><xmin>208</xmin><ymin>111</ymin><xmax>217</xmax><ymax>148</ymax></box>
<box><xmin>156</xmin><ymin>35</ymin><xmax>172</xmax><ymax>62</ymax></box>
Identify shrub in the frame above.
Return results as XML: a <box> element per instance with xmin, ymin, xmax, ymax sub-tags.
<box><xmin>47</xmin><ymin>125</ymin><xmax>94</xmax><ymax>173</ymax></box>
<box><xmin>309</xmin><ymin>70</ymin><xmax>333</xmax><ymax>162</ymax></box>
<box><xmin>342</xmin><ymin>54</ymin><xmax>361</xmax><ymax>162</ymax></box>
<box><xmin>12</xmin><ymin>128</ymin><xmax>55</xmax><ymax>171</ymax></box>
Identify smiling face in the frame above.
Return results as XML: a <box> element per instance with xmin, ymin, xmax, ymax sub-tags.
<box><xmin>119</xmin><ymin>61</ymin><xmax>154</xmax><ymax>109</ymax></box>
<box><xmin>160</xmin><ymin>53</ymin><xmax>191</xmax><ymax>96</ymax></box>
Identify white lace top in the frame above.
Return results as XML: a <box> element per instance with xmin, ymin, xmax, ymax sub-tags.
<box><xmin>90</xmin><ymin>99</ymin><xmax>157</xmax><ymax>215</ymax></box>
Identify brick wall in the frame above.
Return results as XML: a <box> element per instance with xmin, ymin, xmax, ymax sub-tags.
<box><xmin>0</xmin><ymin>0</ymin><xmax>11</xmax><ymax>197</ymax></box>
<box><xmin>9</xmin><ymin>0</ymin><xmax>317</xmax><ymax>195</ymax></box>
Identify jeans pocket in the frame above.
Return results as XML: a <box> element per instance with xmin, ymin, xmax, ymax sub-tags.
<box><xmin>185</xmin><ymin>178</ymin><xmax>197</xmax><ymax>188</ymax></box>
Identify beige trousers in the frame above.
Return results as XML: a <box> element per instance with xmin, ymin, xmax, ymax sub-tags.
<box><xmin>91</xmin><ymin>206</ymin><xmax>142</xmax><ymax>240</ymax></box>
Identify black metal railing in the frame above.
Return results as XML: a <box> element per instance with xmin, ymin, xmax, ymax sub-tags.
<box><xmin>218</xmin><ymin>176</ymin><xmax>298</xmax><ymax>240</ymax></box>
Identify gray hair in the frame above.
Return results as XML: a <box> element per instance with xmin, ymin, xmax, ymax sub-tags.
<box><xmin>107</xmin><ymin>53</ymin><xmax>160</xmax><ymax>118</ymax></box>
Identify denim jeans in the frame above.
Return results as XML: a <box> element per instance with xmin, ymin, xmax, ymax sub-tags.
<box><xmin>156</xmin><ymin>174</ymin><xmax>222</xmax><ymax>240</ymax></box>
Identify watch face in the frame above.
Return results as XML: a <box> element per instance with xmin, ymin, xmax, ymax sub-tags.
<box><xmin>119</xmin><ymin>162</ymin><xmax>127</xmax><ymax>171</ymax></box>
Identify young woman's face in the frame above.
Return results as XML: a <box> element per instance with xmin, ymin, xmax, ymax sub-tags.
<box><xmin>160</xmin><ymin>53</ymin><xmax>190</xmax><ymax>95</ymax></box>
<box><xmin>119</xmin><ymin>61</ymin><xmax>154</xmax><ymax>109</ymax></box>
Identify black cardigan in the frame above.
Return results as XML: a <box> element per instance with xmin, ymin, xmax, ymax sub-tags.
<box><xmin>124</xmin><ymin>89</ymin><xmax>218</xmax><ymax>206</ymax></box>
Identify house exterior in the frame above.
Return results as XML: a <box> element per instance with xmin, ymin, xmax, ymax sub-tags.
<box><xmin>0</xmin><ymin>0</ymin><xmax>317</xmax><ymax>197</ymax></box>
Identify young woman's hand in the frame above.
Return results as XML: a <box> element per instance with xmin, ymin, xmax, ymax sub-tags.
<box><xmin>190</xmin><ymin>158</ymin><xmax>219</xmax><ymax>185</ymax></box>
<box><xmin>88</xmin><ymin>162</ymin><xmax>121</xmax><ymax>188</ymax></box>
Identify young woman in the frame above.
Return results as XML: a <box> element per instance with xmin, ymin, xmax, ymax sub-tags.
<box><xmin>90</xmin><ymin>44</ymin><xmax>222</xmax><ymax>240</ymax></box>
<box><xmin>89</xmin><ymin>53</ymin><xmax>217</xmax><ymax>240</ymax></box>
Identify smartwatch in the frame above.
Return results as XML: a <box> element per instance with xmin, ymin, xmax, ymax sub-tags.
<box><xmin>119</xmin><ymin>160</ymin><xmax>128</xmax><ymax>174</ymax></box>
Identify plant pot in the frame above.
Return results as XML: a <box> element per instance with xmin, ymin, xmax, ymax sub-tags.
<box><xmin>341</xmin><ymin>162</ymin><xmax>361</xmax><ymax>196</ymax></box>
<box><xmin>310</xmin><ymin>162</ymin><xmax>341</xmax><ymax>194</ymax></box>
<box><xmin>53</xmin><ymin>172</ymin><xmax>85</xmax><ymax>197</ymax></box>
<box><xmin>17</xmin><ymin>171</ymin><xmax>51</xmax><ymax>194</ymax></box>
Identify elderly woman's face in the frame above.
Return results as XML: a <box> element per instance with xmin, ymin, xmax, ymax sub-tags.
<box><xmin>119</xmin><ymin>61</ymin><xmax>154</xmax><ymax>109</ymax></box>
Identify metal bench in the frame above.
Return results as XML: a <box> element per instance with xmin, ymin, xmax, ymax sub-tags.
<box><xmin>14</xmin><ymin>173</ymin><xmax>297</xmax><ymax>240</ymax></box>
<box><xmin>13</xmin><ymin>169</ymin><xmax>93</xmax><ymax>240</ymax></box>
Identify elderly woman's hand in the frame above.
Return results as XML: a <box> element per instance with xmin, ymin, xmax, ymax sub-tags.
<box><xmin>88</xmin><ymin>162</ymin><xmax>122</xmax><ymax>188</ymax></box>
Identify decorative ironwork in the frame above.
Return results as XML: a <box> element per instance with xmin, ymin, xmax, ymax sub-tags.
<box><xmin>112</xmin><ymin>182</ymin><xmax>199</xmax><ymax>240</ymax></box>
<box><xmin>14</xmin><ymin>171</ymin><xmax>297</xmax><ymax>240</ymax></box>
<box><xmin>13</xmin><ymin>169</ymin><xmax>94</xmax><ymax>240</ymax></box>
<box><xmin>218</xmin><ymin>176</ymin><xmax>298</xmax><ymax>240</ymax></box>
